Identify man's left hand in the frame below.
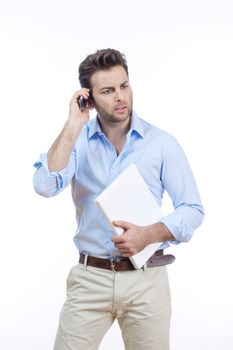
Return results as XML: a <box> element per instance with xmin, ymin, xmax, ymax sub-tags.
<box><xmin>111</xmin><ymin>221</ymin><xmax>149</xmax><ymax>257</ymax></box>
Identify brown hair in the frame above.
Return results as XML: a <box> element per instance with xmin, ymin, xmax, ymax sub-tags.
<box><xmin>78</xmin><ymin>48</ymin><xmax>129</xmax><ymax>89</ymax></box>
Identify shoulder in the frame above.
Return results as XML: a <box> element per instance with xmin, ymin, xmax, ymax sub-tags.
<box><xmin>139</xmin><ymin>116</ymin><xmax>180</xmax><ymax>147</ymax></box>
<box><xmin>136</xmin><ymin>114</ymin><xmax>186</xmax><ymax>161</ymax></box>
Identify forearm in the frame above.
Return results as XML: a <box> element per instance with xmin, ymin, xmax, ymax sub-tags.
<box><xmin>47</xmin><ymin>119</ymin><xmax>84</xmax><ymax>172</ymax></box>
<box><xmin>48</xmin><ymin>88</ymin><xmax>90</xmax><ymax>172</ymax></box>
<box><xmin>145</xmin><ymin>222</ymin><xmax>175</xmax><ymax>245</ymax></box>
<box><xmin>34</xmin><ymin>89</ymin><xmax>90</xmax><ymax>197</ymax></box>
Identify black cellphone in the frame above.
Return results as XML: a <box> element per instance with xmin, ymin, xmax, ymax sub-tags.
<box><xmin>78</xmin><ymin>96</ymin><xmax>88</xmax><ymax>112</ymax></box>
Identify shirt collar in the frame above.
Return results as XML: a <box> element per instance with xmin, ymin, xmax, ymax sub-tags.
<box><xmin>130</xmin><ymin>111</ymin><xmax>145</xmax><ymax>138</ymax></box>
<box><xmin>87</xmin><ymin>117</ymin><xmax>102</xmax><ymax>139</ymax></box>
<box><xmin>87</xmin><ymin>110</ymin><xmax>145</xmax><ymax>139</ymax></box>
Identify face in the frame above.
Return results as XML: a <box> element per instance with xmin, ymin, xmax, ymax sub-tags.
<box><xmin>90</xmin><ymin>65</ymin><xmax>133</xmax><ymax>127</ymax></box>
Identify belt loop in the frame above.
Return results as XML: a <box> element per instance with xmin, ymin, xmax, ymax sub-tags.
<box><xmin>110</xmin><ymin>259</ymin><xmax>116</xmax><ymax>273</ymax></box>
<box><xmin>143</xmin><ymin>262</ymin><xmax>148</xmax><ymax>272</ymax></box>
<box><xmin>84</xmin><ymin>253</ymin><xmax>88</xmax><ymax>270</ymax></box>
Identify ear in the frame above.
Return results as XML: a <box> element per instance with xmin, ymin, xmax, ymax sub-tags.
<box><xmin>87</xmin><ymin>99</ymin><xmax>95</xmax><ymax>110</ymax></box>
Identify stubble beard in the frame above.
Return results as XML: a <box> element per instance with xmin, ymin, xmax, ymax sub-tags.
<box><xmin>100</xmin><ymin>108</ymin><xmax>133</xmax><ymax>124</ymax></box>
<box><xmin>95</xmin><ymin>100</ymin><xmax>133</xmax><ymax>126</ymax></box>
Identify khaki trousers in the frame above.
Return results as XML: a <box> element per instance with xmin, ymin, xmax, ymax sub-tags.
<box><xmin>53</xmin><ymin>263</ymin><xmax>171</xmax><ymax>350</ymax></box>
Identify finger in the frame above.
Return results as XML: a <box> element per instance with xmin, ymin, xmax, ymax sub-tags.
<box><xmin>71</xmin><ymin>89</ymin><xmax>90</xmax><ymax>101</ymax></box>
<box><xmin>112</xmin><ymin>220</ymin><xmax>134</xmax><ymax>230</ymax></box>
<box><xmin>121</xmin><ymin>251</ymin><xmax>132</xmax><ymax>257</ymax></box>
<box><xmin>115</xmin><ymin>245</ymin><xmax>128</xmax><ymax>253</ymax></box>
<box><xmin>117</xmin><ymin>248</ymin><xmax>133</xmax><ymax>258</ymax></box>
<box><xmin>112</xmin><ymin>234</ymin><xmax>125</xmax><ymax>243</ymax></box>
<box><xmin>114</xmin><ymin>241</ymin><xmax>128</xmax><ymax>249</ymax></box>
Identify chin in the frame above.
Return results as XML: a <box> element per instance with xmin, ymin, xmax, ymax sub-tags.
<box><xmin>112</xmin><ymin>114</ymin><xmax>130</xmax><ymax>123</ymax></box>
<box><xmin>114</xmin><ymin>108</ymin><xmax>132</xmax><ymax>119</ymax></box>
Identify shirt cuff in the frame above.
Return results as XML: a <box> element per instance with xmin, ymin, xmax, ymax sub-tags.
<box><xmin>33</xmin><ymin>153</ymin><xmax>70</xmax><ymax>195</ymax></box>
<box><xmin>161</xmin><ymin>214</ymin><xmax>192</xmax><ymax>243</ymax></box>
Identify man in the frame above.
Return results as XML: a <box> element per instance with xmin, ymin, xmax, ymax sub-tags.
<box><xmin>33</xmin><ymin>48</ymin><xmax>204</xmax><ymax>350</ymax></box>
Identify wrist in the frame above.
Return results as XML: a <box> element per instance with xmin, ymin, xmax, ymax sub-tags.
<box><xmin>65</xmin><ymin>118</ymin><xmax>85</xmax><ymax>138</ymax></box>
<box><xmin>146</xmin><ymin>222</ymin><xmax>174</xmax><ymax>244</ymax></box>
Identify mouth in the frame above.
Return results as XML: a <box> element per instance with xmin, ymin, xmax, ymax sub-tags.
<box><xmin>114</xmin><ymin>105</ymin><xmax>127</xmax><ymax>113</ymax></box>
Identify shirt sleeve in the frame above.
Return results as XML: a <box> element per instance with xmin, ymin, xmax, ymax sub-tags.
<box><xmin>33</xmin><ymin>150</ymin><xmax>76</xmax><ymax>197</ymax></box>
<box><xmin>160</xmin><ymin>135</ymin><xmax>204</xmax><ymax>243</ymax></box>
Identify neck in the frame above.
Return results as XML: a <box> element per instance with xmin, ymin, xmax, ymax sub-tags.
<box><xmin>98</xmin><ymin>117</ymin><xmax>131</xmax><ymax>155</ymax></box>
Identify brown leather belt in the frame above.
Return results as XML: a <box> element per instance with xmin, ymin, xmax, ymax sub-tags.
<box><xmin>79</xmin><ymin>250</ymin><xmax>175</xmax><ymax>272</ymax></box>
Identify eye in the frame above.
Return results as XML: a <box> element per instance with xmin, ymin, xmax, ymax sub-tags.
<box><xmin>102</xmin><ymin>89</ymin><xmax>112</xmax><ymax>94</ymax></box>
<box><xmin>121</xmin><ymin>84</ymin><xmax>128</xmax><ymax>89</ymax></box>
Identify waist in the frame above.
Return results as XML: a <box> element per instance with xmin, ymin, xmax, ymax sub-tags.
<box><xmin>74</xmin><ymin>235</ymin><xmax>171</xmax><ymax>258</ymax></box>
<box><xmin>79</xmin><ymin>250</ymin><xmax>175</xmax><ymax>272</ymax></box>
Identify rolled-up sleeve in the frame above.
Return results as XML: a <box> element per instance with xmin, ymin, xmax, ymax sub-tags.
<box><xmin>160</xmin><ymin>135</ymin><xmax>205</xmax><ymax>243</ymax></box>
<box><xmin>33</xmin><ymin>151</ymin><xmax>76</xmax><ymax>197</ymax></box>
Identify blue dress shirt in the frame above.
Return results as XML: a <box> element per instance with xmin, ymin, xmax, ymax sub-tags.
<box><xmin>33</xmin><ymin>111</ymin><xmax>204</xmax><ymax>258</ymax></box>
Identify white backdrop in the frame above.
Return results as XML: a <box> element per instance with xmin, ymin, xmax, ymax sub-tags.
<box><xmin>0</xmin><ymin>1</ymin><xmax>233</xmax><ymax>349</ymax></box>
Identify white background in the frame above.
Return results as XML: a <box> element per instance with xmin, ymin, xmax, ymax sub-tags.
<box><xmin>0</xmin><ymin>0</ymin><xmax>233</xmax><ymax>349</ymax></box>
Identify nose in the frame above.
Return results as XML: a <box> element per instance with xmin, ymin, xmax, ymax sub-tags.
<box><xmin>114</xmin><ymin>88</ymin><xmax>123</xmax><ymax>101</ymax></box>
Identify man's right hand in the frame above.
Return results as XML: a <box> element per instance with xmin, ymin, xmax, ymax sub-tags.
<box><xmin>68</xmin><ymin>88</ymin><xmax>91</xmax><ymax>126</ymax></box>
<box><xmin>47</xmin><ymin>88</ymin><xmax>92</xmax><ymax>172</ymax></box>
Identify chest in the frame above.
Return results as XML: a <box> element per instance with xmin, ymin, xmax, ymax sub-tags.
<box><xmin>73</xmin><ymin>135</ymin><xmax>164</xmax><ymax>201</ymax></box>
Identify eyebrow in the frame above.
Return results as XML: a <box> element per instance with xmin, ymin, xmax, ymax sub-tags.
<box><xmin>99</xmin><ymin>80</ymin><xmax>129</xmax><ymax>92</ymax></box>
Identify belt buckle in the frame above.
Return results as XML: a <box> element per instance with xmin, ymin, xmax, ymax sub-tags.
<box><xmin>110</xmin><ymin>257</ymin><xmax>124</xmax><ymax>272</ymax></box>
